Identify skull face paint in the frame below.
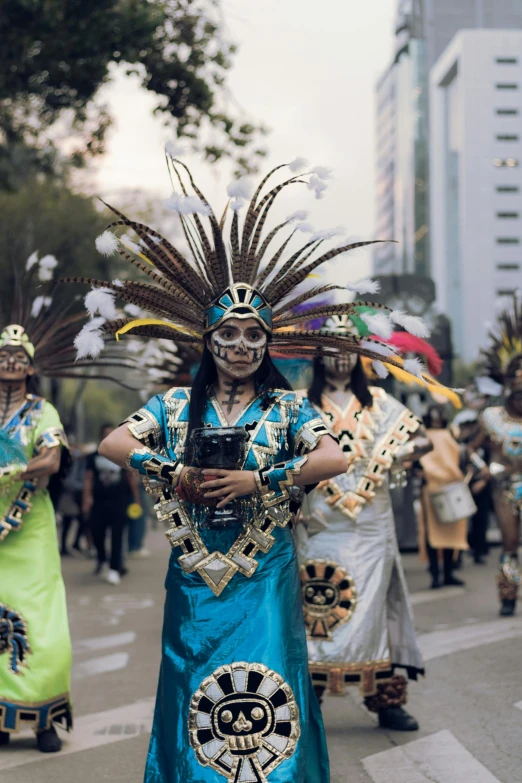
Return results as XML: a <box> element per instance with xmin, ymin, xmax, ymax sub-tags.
<box><xmin>323</xmin><ymin>350</ymin><xmax>357</xmax><ymax>379</ymax></box>
<box><xmin>209</xmin><ymin>318</ymin><xmax>268</xmax><ymax>380</ymax></box>
<box><xmin>0</xmin><ymin>347</ymin><xmax>33</xmax><ymax>383</ymax></box>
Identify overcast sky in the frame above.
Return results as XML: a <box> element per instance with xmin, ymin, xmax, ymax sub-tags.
<box><xmin>94</xmin><ymin>0</ymin><xmax>396</xmax><ymax>281</ymax></box>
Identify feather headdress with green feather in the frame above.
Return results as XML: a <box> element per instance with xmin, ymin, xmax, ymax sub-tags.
<box><xmin>66</xmin><ymin>154</ymin><xmax>434</xmax><ymax>379</ymax></box>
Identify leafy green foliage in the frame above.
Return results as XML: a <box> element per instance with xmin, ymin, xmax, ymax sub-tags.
<box><xmin>0</xmin><ymin>0</ymin><xmax>266</xmax><ymax>188</ymax></box>
<box><xmin>0</xmin><ymin>179</ymin><xmax>112</xmax><ymax>319</ymax></box>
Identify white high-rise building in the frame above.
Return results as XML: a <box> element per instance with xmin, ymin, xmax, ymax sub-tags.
<box><xmin>430</xmin><ymin>30</ymin><xmax>522</xmax><ymax>361</ymax></box>
<box><xmin>374</xmin><ymin>1</ymin><xmax>522</xmax><ymax>279</ymax></box>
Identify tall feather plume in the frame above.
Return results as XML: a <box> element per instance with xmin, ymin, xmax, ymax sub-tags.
<box><xmin>239</xmin><ymin>163</ymin><xmax>288</xmax><ymax>262</ymax></box>
<box><xmin>248</xmin><ymin>219</ymin><xmax>293</xmax><ymax>284</ymax></box>
<box><xmin>170</xmin><ymin>159</ymin><xmax>230</xmax><ymax>290</ymax></box>
<box><xmin>272</xmin><ymin>284</ymin><xmax>345</xmax><ymax>317</ymax></box>
<box><xmin>230</xmin><ymin>209</ymin><xmax>241</xmax><ymax>281</ymax></box>
<box><xmin>102</xmin><ymin>206</ymin><xmax>209</xmax><ymax>304</ymax></box>
<box><xmin>239</xmin><ymin>176</ymin><xmax>305</xmax><ymax>281</ymax></box>
<box><xmin>254</xmin><ymin>231</ymin><xmax>296</xmax><ymax>291</ymax></box>
<box><xmin>267</xmin><ymin>240</ymin><xmax>387</xmax><ymax>303</ymax></box>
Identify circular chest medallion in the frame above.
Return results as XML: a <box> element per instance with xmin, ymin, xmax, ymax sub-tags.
<box><xmin>300</xmin><ymin>559</ymin><xmax>357</xmax><ymax>640</ymax></box>
<box><xmin>189</xmin><ymin>661</ymin><xmax>300</xmax><ymax>782</ymax></box>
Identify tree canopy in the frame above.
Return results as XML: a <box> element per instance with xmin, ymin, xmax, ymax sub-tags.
<box><xmin>0</xmin><ymin>0</ymin><xmax>265</xmax><ymax>188</ymax></box>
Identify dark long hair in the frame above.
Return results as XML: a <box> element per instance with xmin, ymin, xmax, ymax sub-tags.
<box><xmin>308</xmin><ymin>356</ymin><xmax>373</xmax><ymax>410</ymax></box>
<box><xmin>184</xmin><ymin>345</ymin><xmax>292</xmax><ymax>462</ymax></box>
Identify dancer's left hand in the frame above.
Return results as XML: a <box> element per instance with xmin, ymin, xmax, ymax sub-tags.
<box><xmin>201</xmin><ymin>469</ymin><xmax>257</xmax><ymax>508</ymax></box>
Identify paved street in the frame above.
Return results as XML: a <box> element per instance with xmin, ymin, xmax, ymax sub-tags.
<box><xmin>1</xmin><ymin>530</ymin><xmax>522</xmax><ymax>783</ymax></box>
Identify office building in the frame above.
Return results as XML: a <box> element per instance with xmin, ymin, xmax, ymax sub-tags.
<box><xmin>430</xmin><ymin>29</ymin><xmax>522</xmax><ymax>361</ymax></box>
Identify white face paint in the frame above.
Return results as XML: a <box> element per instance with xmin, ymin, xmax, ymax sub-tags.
<box><xmin>323</xmin><ymin>350</ymin><xmax>357</xmax><ymax>379</ymax></box>
<box><xmin>209</xmin><ymin>318</ymin><xmax>268</xmax><ymax>380</ymax></box>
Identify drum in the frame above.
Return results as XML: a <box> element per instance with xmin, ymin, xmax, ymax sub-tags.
<box><xmin>429</xmin><ymin>481</ymin><xmax>477</xmax><ymax>525</ymax></box>
<box><xmin>190</xmin><ymin>427</ymin><xmax>249</xmax><ymax>529</ymax></box>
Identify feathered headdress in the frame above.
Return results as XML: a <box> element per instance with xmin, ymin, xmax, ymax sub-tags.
<box><xmin>318</xmin><ymin>314</ymin><xmax>461</xmax><ymax>408</ymax></box>
<box><xmin>482</xmin><ymin>297</ymin><xmax>522</xmax><ymax>382</ymax></box>
<box><xmin>0</xmin><ymin>252</ymin><xmax>138</xmax><ymax>386</ymax></box>
<box><xmin>64</xmin><ymin>155</ymin><xmax>435</xmax><ymax>375</ymax></box>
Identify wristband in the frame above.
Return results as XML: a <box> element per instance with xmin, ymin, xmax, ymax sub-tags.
<box><xmin>255</xmin><ymin>455</ymin><xmax>308</xmax><ymax>507</ymax></box>
<box><xmin>126</xmin><ymin>448</ymin><xmax>183</xmax><ymax>488</ymax></box>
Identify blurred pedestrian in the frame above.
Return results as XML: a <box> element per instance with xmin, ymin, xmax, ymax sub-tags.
<box><xmin>58</xmin><ymin>437</ymin><xmax>86</xmax><ymax>556</ymax></box>
<box><xmin>82</xmin><ymin>423</ymin><xmax>141</xmax><ymax>585</ymax></box>
<box><xmin>127</xmin><ymin>481</ymin><xmax>150</xmax><ymax>558</ymax></box>
<box><xmin>418</xmin><ymin>406</ymin><xmax>470</xmax><ymax>588</ymax></box>
<box><xmin>453</xmin><ymin>408</ymin><xmax>492</xmax><ymax>564</ymax></box>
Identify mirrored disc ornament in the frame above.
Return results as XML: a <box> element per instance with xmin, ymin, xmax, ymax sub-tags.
<box><xmin>300</xmin><ymin>559</ymin><xmax>357</xmax><ymax>640</ymax></box>
<box><xmin>189</xmin><ymin>661</ymin><xmax>300</xmax><ymax>782</ymax></box>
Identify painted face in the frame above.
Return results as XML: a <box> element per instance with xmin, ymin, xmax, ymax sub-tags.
<box><xmin>208</xmin><ymin>318</ymin><xmax>268</xmax><ymax>380</ymax></box>
<box><xmin>323</xmin><ymin>351</ymin><xmax>357</xmax><ymax>379</ymax></box>
<box><xmin>0</xmin><ymin>347</ymin><xmax>33</xmax><ymax>382</ymax></box>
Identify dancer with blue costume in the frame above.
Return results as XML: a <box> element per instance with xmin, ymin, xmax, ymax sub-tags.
<box><xmin>68</xmin><ymin>154</ymin><xmax>429</xmax><ymax>782</ymax></box>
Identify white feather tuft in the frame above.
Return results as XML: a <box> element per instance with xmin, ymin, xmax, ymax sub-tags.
<box><xmin>231</xmin><ymin>197</ymin><xmax>246</xmax><ymax>212</ymax></box>
<box><xmin>312</xmin><ymin>165</ymin><xmax>333</xmax><ymax>180</ymax></box>
<box><xmin>112</xmin><ymin>278</ymin><xmax>124</xmax><ymax>288</ymax></box>
<box><xmin>120</xmin><ymin>233</ymin><xmax>142</xmax><ymax>255</ymax></box>
<box><xmin>475</xmin><ymin>376</ymin><xmax>503</xmax><ymax>396</ymax></box>
<box><xmin>227</xmin><ymin>177</ymin><xmax>253</xmax><ymax>200</ymax></box>
<box><xmin>346</xmin><ymin>277</ymin><xmax>381</xmax><ymax>295</ymax></box>
<box><xmin>451</xmin><ymin>387</ymin><xmax>466</xmax><ymax>394</ymax></box>
<box><xmin>165</xmin><ymin>192</ymin><xmax>211</xmax><ymax>216</ymax></box>
<box><xmin>288</xmin><ymin>156</ymin><xmax>309</xmax><ymax>173</ymax></box>
<box><xmin>360</xmin><ymin>312</ymin><xmax>392</xmax><ymax>339</ymax></box>
<box><xmin>404</xmin><ymin>357</ymin><xmax>426</xmax><ymax>378</ymax></box>
<box><xmin>96</xmin><ymin>231</ymin><xmax>119</xmax><ymax>257</ymax></box>
<box><xmin>373</xmin><ymin>360</ymin><xmax>389</xmax><ymax>379</ymax></box>
<box><xmin>361</xmin><ymin>339</ymin><xmax>395</xmax><ymax>357</ymax></box>
<box><xmin>74</xmin><ymin>323</ymin><xmax>105</xmax><ymax>359</ymax></box>
<box><xmin>286</xmin><ymin>210</ymin><xmax>308</xmax><ymax>223</ymax></box>
<box><xmin>310</xmin><ymin>226</ymin><xmax>345</xmax><ymax>242</ymax></box>
<box><xmin>31</xmin><ymin>296</ymin><xmax>52</xmax><ymax>317</ymax></box>
<box><xmin>307</xmin><ymin>174</ymin><xmax>328</xmax><ymax>199</ymax></box>
<box><xmin>85</xmin><ymin>287</ymin><xmax>117</xmax><ymax>319</ymax></box>
<box><xmin>37</xmin><ymin>254</ymin><xmax>58</xmax><ymax>282</ymax></box>
<box><xmin>295</xmin><ymin>221</ymin><xmax>314</xmax><ymax>233</ymax></box>
<box><xmin>165</xmin><ymin>140</ymin><xmax>185</xmax><ymax>158</ymax></box>
<box><xmin>124</xmin><ymin>303</ymin><xmax>144</xmax><ymax>318</ymax></box>
<box><xmin>390</xmin><ymin>310</ymin><xmax>430</xmax><ymax>338</ymax></box>
<box><xmin>26</xmin><ymin>251</ymin><xmax>39</xmax><ymax>271</ymax></box>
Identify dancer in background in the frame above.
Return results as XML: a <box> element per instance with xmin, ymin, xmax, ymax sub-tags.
<box><xmin>67</xmin><ymin>155</ymin><xmax>434</xmax><ymax>781</ymax></box>
<box><xmin>297</xmin><ymin>313</ymin><xmax>438</xmax><ymax>732</ymax></box>
<box><xmin>417</xmin><ymin>405</ymin><xmax>469</xmax><ymax>588</ymax></box>
<box><xmin>474</xmin><ymin>300</ymin><xmax>522</xmax><ymax>616</ymax></box>
<box><xmin>0</xmin><ymin>255</ymin><xmax>139</xmax><ymax>752</ymax></box>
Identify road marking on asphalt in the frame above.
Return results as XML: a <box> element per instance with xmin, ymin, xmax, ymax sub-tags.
<box><xmin>73</xmin><ymin>631</ymin><xmax>136</xmax><ymax>654</ymax></box>
<box><xmin>513</xmin><ymin>700</ymin><xmax>522</xmax><ymax>712</ymax></box>
<box><xmin>418</xmin><ymin>617</ymin><xmax>522</xmax><ymax>661</ymax></box>
<box><xmin>0</xmin><ymin>698</ymin><xmax>155</xmax><ymax>771</ymax></box>
<box><xmin>362</xmin><ymin>729</ymin><xmax>501</xmax><ymax>783</ymax></box>
<box><xmin>410</xmin><ymin>586</ymin><xmax>465</xmax><ymax>605</ymax></box>
<box><xmin>72</xmin><ymin>652</ymin><xmax>130</xmax><ymax>681</ymax></box>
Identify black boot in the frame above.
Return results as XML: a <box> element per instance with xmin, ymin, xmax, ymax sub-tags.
<box><xmin>36</xmin><ymin>725</ymin><xmax>62</xmax><ymax>753</ymax></box>
<box><xmin>378</xmin><ymin>706</ymin><xmax>419</xmax><ymax>731</ymax></box>
<box><xmin>443</xmin><ymin>575</ymin><xmax>466</xmax><ymax>587</ymax></box>
<box><xmin>500</xmin><ymin>599</ymin><xmax>516</xmax><ymax>617</ymax></box>
<box><xmin>0</xmin><ymin>730</ymin><xmax>10</xmax><ymax>746</ymax></box>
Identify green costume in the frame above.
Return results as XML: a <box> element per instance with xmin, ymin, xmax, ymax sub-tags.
<box><xmin>0</xmin><ymin>395</ymin><xmax>72</xmax><ymax>734</ymax></box>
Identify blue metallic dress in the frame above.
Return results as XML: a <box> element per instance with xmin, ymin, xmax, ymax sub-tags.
<box><xmin>126</xmin><ymin>387</ymin><xmax>331</xmax><ymax>783</ymax></box>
